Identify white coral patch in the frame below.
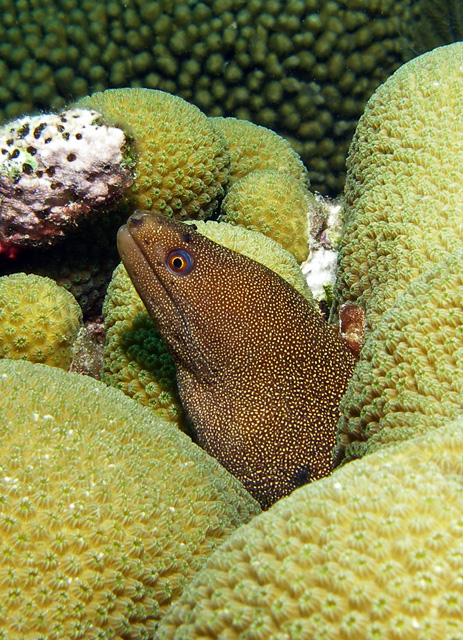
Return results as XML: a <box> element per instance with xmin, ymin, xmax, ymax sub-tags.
<box><xmin>0</xmin><ymin>108</ymin><xmax>133</xmax><ymax>249</ymax></box>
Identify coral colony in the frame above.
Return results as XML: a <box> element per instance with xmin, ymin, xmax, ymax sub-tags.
<box><xmin>0</xmin><ymin>108</ymin><xmax>133</xmax><ymax>257</ymax></box>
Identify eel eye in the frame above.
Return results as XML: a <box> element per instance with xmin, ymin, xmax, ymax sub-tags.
<box><xmin>166</xmin><ymin>249</ymin><xmax>194</xmax><ymax>275</ymax></box>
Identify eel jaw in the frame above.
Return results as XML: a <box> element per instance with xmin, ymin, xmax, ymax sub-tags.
<box><xmin>116</xmin><ymin>215</ymin><xmax>198</xmax><ymax>367</ymax></box>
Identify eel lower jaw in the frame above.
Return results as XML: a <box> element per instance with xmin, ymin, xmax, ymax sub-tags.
<box><xmin>116</xmin><ymin>211</ymin><xmax>152</xmax><ymax>264</ymax></box>
<box><xmin>117</xmin><ymin>222</ymin><xmax>139</xmax><ymax>263</ymax></box>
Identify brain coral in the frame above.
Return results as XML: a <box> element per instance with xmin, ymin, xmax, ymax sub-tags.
<box><xmin>335</xmin><ymin>248</ymin><xmax>463</xmax><ymax>464</ymax></box>
<box><xmin>157</xmin><ymin>416</ymin><xmax>463</xmax><ymax>639</ymax></box>
<box><xmin>210</xmin><ymin>117</ymin><xmax>309</xmax><ymax>187</ymax></box>
<box><xmin>221</xmin><ymin>169</ymin><xmax>319</xmax><ymax>263</ymax></box>
<box><xmin>0</xmin><ymin>358</ymin><xmax>260</xmax><ymax>638</ymax></box>
<box><xmin>0</xmin><ymin>272</ymin><xmax>82</xmax><ymax>369</ymax></box>
<box><xmin>76</xmin><ymin>88</ymin><xmax>230</xmax><ymax>220</ymax></box>
<box><xmin>102</xmin><ymin>220</ymin><xmax>313</xmax><ymax>427</ymax></box>
<box><xmin>0</xmin><ymin>0</ymin><xmax>415</xmax><ymax>194</ymax></box>
<box><xmin>333</xmin><ymin>42</ymin><xmax>463</xmax><ymax>332</ymax></box>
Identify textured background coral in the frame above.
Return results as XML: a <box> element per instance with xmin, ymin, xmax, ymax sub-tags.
<box><xmin>0</xmin><ymin>0</ymin><xmax>441</xmax><ymax>195</ymax></box>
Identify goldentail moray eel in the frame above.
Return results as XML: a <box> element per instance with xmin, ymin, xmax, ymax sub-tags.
<box><xmin>118</xmin><ymin>212</ymin><xmax>355</xmax><ymax>508</ymax></box>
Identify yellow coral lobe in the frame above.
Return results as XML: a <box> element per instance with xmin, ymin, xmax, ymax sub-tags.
<box><xmin>118</xmin><ymin>212</ymin><xmax>355</xmax><ymax>508</ymax></box>
<box><xmin>0</xmin><ymin>273</ymin><xmax>82</xmax><ymax>369</ymax></box>
<box><xmin>77</xmin><ymin>88</ymin><xmax>230</xmax><ymax>220</ymax></box>
<box><xmin>220</xmin><ymin>169</ymin><xmax>315</xmax><ymax>263</ymax></box>
<box><xmin>210</xmin><ymin>116</ymin><xmax>310</xmax><ymax>187</ymax></box>
<box><xmin>0</xmin><ymin>359</ymin><xmax>260</xmax><ymax>637</ymax></box>
<box><xmin>335</xmin><ymin>248</ymin><xmax>463</xmax><ymax>464</ymax></box>
<box><xmin>157</xmin><ymin>416</ymin><xmax>463</xmax><ymax>639</ymax></box>
<box><xmin>334</xmin><ymin>42</ymin><xmax>463</xmax><ymax>331</ymax></box>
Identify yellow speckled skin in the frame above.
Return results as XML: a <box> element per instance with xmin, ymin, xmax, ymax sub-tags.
<box><xmin>118</xmin><ymin>213</ymin><xmax>355</xmax><ymax>509</ymax></box>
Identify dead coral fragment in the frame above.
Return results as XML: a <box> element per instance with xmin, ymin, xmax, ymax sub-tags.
<box><xmin>0</xmin><ymin>108</ymin><xmax>134</xmax><ymax>256</ymax></box>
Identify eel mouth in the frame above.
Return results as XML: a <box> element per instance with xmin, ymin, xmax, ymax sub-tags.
<box><xmin>116</xmin><ymin>212</ymin><xmax>169</xmax><ymax>313</ymax></box>
<box><xmin>116</xmin><ymin>210</ymin><xmax>152</xmax><ymax>264</ymax></box>
<box><xmin>116</xmin><ymin>222</ymin><xmax>133</xmax><ymax>260</ymax></box>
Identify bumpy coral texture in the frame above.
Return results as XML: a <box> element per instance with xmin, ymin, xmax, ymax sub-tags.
<box><xmin>0</xmin><ymin>359</ymin><xmax>260</xmax><ymax>639</ymax></box>
<box><xmin>157</xmin><ymin>417</ymin><xmax>463</xmax><ymax>640</ymax></box>
<box><xmin>0</xmin><ymin>0</ymin><xmax>415</xmax><ymax>194</ymax></box>
<box><xmin>334</xmin><ymin>42</ymin><xmax>463</xmax><ymax>332</ymax></box>
<box><xmin>210</xmin><ymin>117</ymin><xmax>309</xmax><ymax>187</ymax></box>
<box><xmin>0</xmin><ymin>272</ymin><xmax>82</xmax><ymax>369</ymax></box>
<box><xmin>77</xmin><ymin>88</ymin><xmax>230</xmax><ymax>220</ymax></box>
<box><xmin>102</xmin><ymin>261</ymin><xmax>187</xmax><ymax>429</ymax></box>
<box><xmin>335</xmin><ymin>249</ymin><xmax>463</xmax><ymax>464</ymax></box>
<box><xmin>102</xmin><ymin>220</ymin><xmax>313</xmax><ymax>427</ymax></box>
<box><xmin>0</xmin><ymin>108</ymin><xmax>133</xmax><ymax>256</ymax></box>
<box><xmin>221</xmin><ymin>170</ymin><xmax>316</xmax><ymax>263</ymax></box>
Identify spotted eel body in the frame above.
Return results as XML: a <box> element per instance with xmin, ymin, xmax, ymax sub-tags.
<box><xmin>118</xmin><ymin>212</ymin><xmax>355</xmax><ymax>508</ymax></box>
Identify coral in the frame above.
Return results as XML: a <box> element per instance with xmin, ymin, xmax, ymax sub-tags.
<box><xmin>0</xmin><ymin>358</ymin><xmax>261</xmax><ymax>637</ymax></box>
<box><xmin>102</xmin><ymin>220</ymin><xmax>313</xmax><ymax>428</ymax></box>
<box><xmin>0</xmin><ymin>108</ymin><xmax>133</xmax><ymax>257</ymax></box>
<box><xmin>335</xmin><ymin>248</ymin><xmax>463</xmax><ymax>464</ymax></box>
<box><xmin>0</xmin><ymin>272</ymin><xmax>82</xmax><ymax>369</ymax></box>
<box><xmin>333</xmin><ymin>42</ymin><xmax>463</xmax><ymax>332</ymax></box>
<box><xmin>221</xmin><ymin>169</ymin><xmax>318</xmax><ymax>263</ymax></box>
<box><xmin>157</xmin><ymin>415</ymin><xmax>463</xmax><ymax>639</ymax></box>
<box><xmin>76</xmin><ymin>88</ymin><xmax>230</xmax><ymax>219</ymax></box>
<box><xmin>210</xmin><ymin>117</ymin><xmax>309</xmax><ymax>187</ymax></box>
<box><xmin>410</xmin><ymin>0</ymin><xmax>463</xmax><ymax>52</ymax></box>
<box><xmin>0</xmin><ymin>0</ymin><xmax>415</xmax><ymax>194</ymax></box>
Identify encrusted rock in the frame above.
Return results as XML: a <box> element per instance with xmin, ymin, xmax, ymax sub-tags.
<box><xmin>0</xmin><ymin>109</ymin><xmax>134</xmax><ymax>257</ymax></box>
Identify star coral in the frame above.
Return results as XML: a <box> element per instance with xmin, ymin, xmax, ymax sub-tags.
<box><xmin>333</xmin><ymin>42</ymin><xmax>463</xmax><ymax>332</ymax></box>
<box><xmin>76</xmin><ymin>88</ymin><xmax>230</xmax><ymax>220</ymax></box>
<box><xmin>0</xmin><ymin>358</ymin><xmax>260</xmax><ymax>637</ymax></box>
<box><xmin>220</xmin><ymin>169</ymin><xmax>317</xmax><ymax>264</ymax></box>
<box><xmin>157</xmin><ymin>416</ymin><xmax>463</xmax><ymax>639</ymax></box>
<box><xmin>0</xmin><ymin>272</ymin><xmax>82</xmax><ymax>369</ymax></box>
<box><xmin>335</xmin><ymin>248</ymin><xmax>463</xmax><ymax>464</ymax></box>
<box><xmin>210</xmin><ymin>117</ymin><xmax>310</xmax><ymax>187</ymax></box>
<box><xmin>0</xmin><ymin>0</ymin><xmax>416</xmax><ymax>194</ymax></box>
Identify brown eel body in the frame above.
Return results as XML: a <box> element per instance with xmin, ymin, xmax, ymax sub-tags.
<box><xmin>117</xmin><ymin>212</ymin><xmax>355</xmax><ymax>508</ymax></box>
